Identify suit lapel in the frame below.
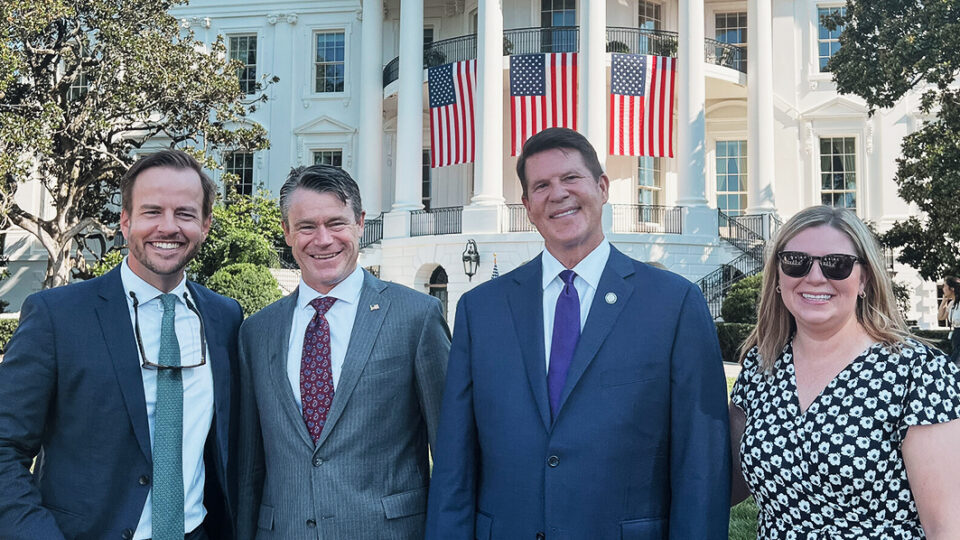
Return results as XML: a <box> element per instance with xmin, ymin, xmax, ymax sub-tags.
<box><xmin>556</xmin><ymin>247</ymin><xmax>635</xmax><ymax>419</ymax></box>
<box><xmin>507</xmin><ymin>257</ymin><xmax>552</xmax><ymax>430</ymax></box>
<box><xmin>316</xmin><ymin>271</ymin><xmax>388</xmax><ymax>448</ymax></box>
<box><xmin>266</xmin><ymin>292</ymin><xmax>316</xmax><ymax>449</ymax></box>
<box><xmin>95</xmin><ymin>267</ymin><xmax>152</xmax><ymax>461</ymax></box>
<box><xmin>186</xmin><ymin>283</ymin><xmax>231</xmax><ymax>468</ymax></box>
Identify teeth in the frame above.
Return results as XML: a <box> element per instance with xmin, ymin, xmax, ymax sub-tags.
<box><xmin>153</xmin><ymin>242</ymin><xmax>180</xmax><ymax>249</ymax></box>
<box><xmin>553</xmin><ymin>209</ymin><xmax>577</xmax><ymax>218</ymax></box>
<box><xmin>310</xmin><ymin>253</ymin><xmax>337</xmax><ymax>260</ymax></box>
<box><xmin>802</xmin><ymin>293</ymin><xmax>831</xmax><ymax>300</ymax></box>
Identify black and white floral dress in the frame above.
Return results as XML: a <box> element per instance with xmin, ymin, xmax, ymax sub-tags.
<box><xmin>731</xmin><ymin>338</ymin><xmax>960</xmax><ymax>539</ymax></box>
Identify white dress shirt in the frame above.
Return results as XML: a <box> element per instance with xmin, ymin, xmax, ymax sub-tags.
<box><xmin>286</xmin><ymin>265</ymin><xmax>364</xmax><ymax>409</ymax></box>
<box><xmin>541</xmin><ymin>240</ymin><xmax>611</xmax><ymax>370</ymax></box>
<box><xmin>120</xmin><ymin>258</ymin><xmax>212</xmax><ymax>539</ymax></box>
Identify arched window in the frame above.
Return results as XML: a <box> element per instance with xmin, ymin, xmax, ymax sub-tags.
<box><xmin>428</xmin><ymin>266</ymin><xmax>448</xmax><ymax>321</ymax></box>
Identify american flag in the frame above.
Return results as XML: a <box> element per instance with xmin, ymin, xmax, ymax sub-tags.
<box><xmin>609</xmin><ymin>54</ymin><xmax>677</xmax><ymax>158</ymax></box>
<box><xmin>491</xmin><ymin>253</ymin><xmax>500</xmax><ymax>279</ymax></box>
<box><xmin>428</xmin><ymin>59</ymin><xmax>477</xmax><ymax>168</ymax></box>
<box><xmin>509</xmin><ymin>53</ymin><xmax>578</xmax><ymax>156</ymax></box>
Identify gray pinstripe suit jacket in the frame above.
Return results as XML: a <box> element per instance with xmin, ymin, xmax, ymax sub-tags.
<box><xmin>236</xmin><ymin>269</ymin><xmax>450</xmax><ymax>539</ymax></box>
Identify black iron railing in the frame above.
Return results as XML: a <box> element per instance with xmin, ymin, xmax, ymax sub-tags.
<box><xmin>611</xmin><ymin>204</ymin><xmax>683</xmax><ymax>234</ymax></box>
<box><xmin>718</xmin><ymin>209</ymin><xmax>764</xmax><ymax>253</ymax></box>
<box><xmin>360</xmin><ymin>214</ymin><xmax>383</xmax><ymax>249</ymax></box>
<box><xmin>503</xmin><ymin>204</ymin><xmax>537</xmax><ymax>232</ymax></box>
<box><xmin>410</xmin><ymin>206</ymin><xmax>463</xmax><ymax>237</ymax></box>
<box><xmin>383</xmin><ymin>27</ymin><xmax>746</xmax><ymax>87</ymax></box>
<box><xmin>276</xmin><ymin>246</ymin><xmax>299</xmax><ymax>270</ymax></box>
<box><xmin>698</xmin><ymin>245</ymin><xmax>765</xmax><ymax>317</ymax></box>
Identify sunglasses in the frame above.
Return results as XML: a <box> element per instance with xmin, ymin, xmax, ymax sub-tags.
<box><xmin>776</xmin><ymin>251</ymin><xmax>862</xmax><ymax>280</ymax></box>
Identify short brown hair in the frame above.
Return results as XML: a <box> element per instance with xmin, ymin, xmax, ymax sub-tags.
<box><xmin>516</xmin><ymin>127</ymin><xmax>604</xmax><ymax>198</ymax></box>
<box><xmin>121</xmin><ymin>150</ymin><xmax>216</xmax><ymax>218</ymax></box>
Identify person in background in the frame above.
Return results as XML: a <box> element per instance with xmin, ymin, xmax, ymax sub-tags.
<box><xmin>938</xmin><ymin>276</ymin><xmax>960</xmax><ymax>363</ymax></box>
<box><xmin>730</xmin><ymin>205</ymin><xmax>960</xmax><ymax>539</ymax></box>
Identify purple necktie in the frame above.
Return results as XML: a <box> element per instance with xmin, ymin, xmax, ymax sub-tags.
<box><xmin>301</xmin><ymin>296</ymin><xmax>337</xmax><ymax>444</ymax></box>
<box><xmin>547</xmin><ymin>270</ymin><xmax>580</xmax><ymax>417</ymax></box>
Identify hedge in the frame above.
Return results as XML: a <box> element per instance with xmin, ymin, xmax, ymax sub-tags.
<box><xmin>207</xmin><ymin>263</ymin><xmax>282</xmax><ymax>317</ymax></box>
<box><xmin>0</xmin><ymin>319</ymin><xmax>20</xmax><ymax>353</ymax></box>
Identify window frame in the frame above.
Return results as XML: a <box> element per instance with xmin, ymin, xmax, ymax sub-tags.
<box><xmin>227</xmin><ymin>33</ymin><xmax>259</xmax><ymax>95</ymax></box>
<box><xmin>312</xmin><ymin>149</ymin><xmax>344</xmax><ymax>168</ymax></box>
<box><xmin>714</xmin><ymin>139</ymin><xmax>749</xmax><ymax>217</ymax></box>
<box><xmin>313</xmin><ymin>29</ymin><xmax>347</xmax><ymax>96</ymax></box>
<box><xmin>817</xmin><ymin>135</ymin><xmax>858</xmax><ymax>211</ymax></box>
<box><xmin>223</xmin><ymin>151</ymin><xmax>256</xmax><ymax>198</ymax></box>
<box><xmin>714</xmin><ymin>11</ymin><xmax>748</xmax><ymax>73</ymax></box>
<box><xmin>816</xmin><ymin>5</ymin><xmax>846</xmax><ymax>73</ymax></box>
<box><xmin>637</xmin><ymin>156</ymin><xmax>663</xmax><ymax>206</ymax></box>
<box><xmin>638</xmin><ymin>1</ymin><xmax>663</xmax><ymax>31</ymax></box>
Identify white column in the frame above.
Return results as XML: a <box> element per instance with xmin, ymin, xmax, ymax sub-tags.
<box><xmin>358</xmin><ymin>0</ymin><xmax>383</xmax><ymax>215</ymax></box>
<box><xmin>746</xmin><ymin>0</ymin><xmax>776</xmax><ymax>214</ymax></box>
<box><xmin>392</xmin><ymin>0</ymin><xmax>424</xmax><ymax>212</ymax></box>
<box><xmin>676</xmin><ymin>0</ymin><xmax>713</xmax><ymax>235</ymax></box>
<box><xmin>470</xmin><ymin>0</ymin><xmax>504</xmax><ymax>207</ymax></box>
<box><xmin>579</xmin><ymin>0</ymin><xmax>606</xmax><ymax>162</ymax></box>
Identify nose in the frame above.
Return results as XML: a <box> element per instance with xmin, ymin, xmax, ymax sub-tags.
<box><xmin>312</xmin><ymin>226</ymin><xmax>334</xmax><ymax>246</ymax></box>
<box><xmin>805</xmin><ymin>259</ymin><xmax>828</xmax><ymax>283</ymax></box>
<box><xmin>546</xmin><ymin>181</ymin><xmax>570</xmax><ymax>201</ymax></box>
<box><xmin>156</xmin><ymin>211</ymin><xmax>178</xmax><ymax>234</ymax></box>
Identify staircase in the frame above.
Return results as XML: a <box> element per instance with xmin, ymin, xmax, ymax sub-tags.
<box><xmin>697</xmin><ymin>211</ymin><xmax>782</xmax><ymax>318</ymax></box>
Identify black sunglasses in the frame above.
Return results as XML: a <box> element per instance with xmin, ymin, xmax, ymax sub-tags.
<box><xmin>129</xmin><ymin>291</ymin><xmax>207</xmax><ymax>370</ymax></box>
<box><xmin>777</xmin><ymin>251</ymin><xmax>862</xmax><ymax>280</ymax></box>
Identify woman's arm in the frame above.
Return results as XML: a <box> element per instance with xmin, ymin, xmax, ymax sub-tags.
<box><xmin>903</xmin><ymin>420</ymin><xmax>960</xmax><ymax>539</ymax></box>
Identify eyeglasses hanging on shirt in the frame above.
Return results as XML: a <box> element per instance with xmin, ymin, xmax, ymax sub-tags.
<box><xmin>129</xmin><ymin>291</ymin><xmax>207</xmax><ymax>370</ymax></box>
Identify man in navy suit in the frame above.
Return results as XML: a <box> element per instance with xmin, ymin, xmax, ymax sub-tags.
<box><xmin>426</xmin><ymin>128</ymin><xmax>731</xmax><ymax>539</ymax></box>
<box><xmin>0</xmin><ymin>150</ymin><xmax>243</xmax><ymax>540</ymax></box>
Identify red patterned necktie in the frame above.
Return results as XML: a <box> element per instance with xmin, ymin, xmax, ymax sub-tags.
<box><xmin>301</xmin><ymin>296</ymin><xmax>337</xmax><ymax>444</ymax></box>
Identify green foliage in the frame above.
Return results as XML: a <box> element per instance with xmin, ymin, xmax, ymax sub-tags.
<box><xmin>0</xmin><ymin>0</ymin><xmax>272</xmax><ymax>288</ymax></box>
<box><xmin>190</xmin><ymin>189</ymin><xmax>284</xmax><ymax>285</ymax></box>
<box><xmin>0</xmin><ymin>319</ymin><xmax>19</xmax><ymax>352</ymax></box>
<box><xmin>827</xmin><ymin>0</ymin><xmax>960</xmax><ymax>281</ymax></box>
<box><xmin>891</xmin><ymin>279</ymin><xmax>911</xmax><ymax>318</ymax></box>
<box><xmin>91</xmin><ymin>249</ymin><xmax>125</xmax><ymax>277</ymax></box>
<box><xmin>206</xmin><ymin>263</ymin><xmax>281</xmax><ymax>317</ymax></box>
<box><xmin>721</xmin><ymin>273</ymin><xmax>764</xmax><ymax>324</ymax></box>
<box><xmin>606</xmin><ymin>40</ymin><xmax>629</xmax><ymax>53</ymax></box>
<box><xmin>729</xmin><ymin>498</ymin><xmax>760</xmax><ymax>540</ymax></box>
<box><xmin>716</xmin><ymin>322</ymin><xmax>755</xmax><ymax>364</ymax></box>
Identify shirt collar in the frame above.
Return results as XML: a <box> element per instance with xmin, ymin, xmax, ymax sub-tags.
<box><xmin>120</xmin><ymin>256</ymin><xmax>189</xmax><ymax>306</ymax></box>
<box><xmin>297</xmin><ymin>265</ymin><xmax>364</xmax><ymax>310</ymax></box>
<box><xmin>541</xmin><ymin>239</ymin><xmax>610</xmax><ymax>291</ymax></box>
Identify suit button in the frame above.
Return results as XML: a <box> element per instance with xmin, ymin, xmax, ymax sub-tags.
<box><xmin>536</xmin><ymin>533</ymin><xmax>545</xmax><ymax>540</ymax></box>
<box><xmin>138</xmin><ymin>475</ymin><xmax>150</xmax><ymax>486</ymax></box>
<box><xmin>547</xmin><ymin>455</ymin><xmax>560</xmax><ymax>467</ymax></box>
<box><xmin>313</xmin><ymin>456</ymin><xmax>323</xmax><ymax>467</ymax></box>
<box><xmin>121</xmin><ymin>529</ymin><xmax>134</xmax><ymax>540</ymax></box>
<box><xmin>306</xmin><ymin>519</ymin><xmax>317</xmax><ymax>528</ymax></box>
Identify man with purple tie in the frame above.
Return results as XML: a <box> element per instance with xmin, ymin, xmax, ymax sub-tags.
<box><xmin>426</xmin><ymin>128</ymin><xmax>731</xmax><ymax>539</ymax></box>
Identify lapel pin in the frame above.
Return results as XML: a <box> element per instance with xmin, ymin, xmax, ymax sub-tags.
<box><xmin>605</xmin><ymin>292</ymin><xmax>617</xmax><ymax>304</ymax></box>
<box><xmin>370</xmin><ymin>304</ymin><xmax>380</xmax><ymax>311</ymax></box>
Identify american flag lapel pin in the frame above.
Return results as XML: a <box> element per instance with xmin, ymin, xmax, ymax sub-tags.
<box><xmin>370</xmin><ymin>304</ymin><xmax>380</xmax><ymax>311</ymax></box>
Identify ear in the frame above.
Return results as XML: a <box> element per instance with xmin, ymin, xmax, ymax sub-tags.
<box><xmin>120</xmin><ymin>208</ymin><xmax>130</xmax><ymax>238</ymax></box>
<box><xmin>597</xmin><ymin>174</ymin><xmax>610</xmax><ymax>203</ymax></box>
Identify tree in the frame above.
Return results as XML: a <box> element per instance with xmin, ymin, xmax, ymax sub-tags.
<box><xmin>0</xmin><ymin>0</ymin><xmax>272</xmax><ymax>288</ymax></box>
<box><xmin>826</xmin><ymin>0</ymin><xmax>960</xmax><ymax>281</ymax></box>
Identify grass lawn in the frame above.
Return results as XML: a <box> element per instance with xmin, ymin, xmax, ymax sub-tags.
<box><xmin>729</xmin><ymin>497</ymin><xmax>759</xmax><ymax>539</ymax></box>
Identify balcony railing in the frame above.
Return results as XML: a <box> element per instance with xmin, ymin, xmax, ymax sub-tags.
<box><xmin>611</xmin><ymin>204</ymin><xmax>683</xmax><ymax>234</ymax></box>
<box><xmin>360</xmin><ymin>214</ymin><xmax>383</xmax><ymax>249</ymax></box>
<box><xmin>503</xmin><ymin>203</ymin><xmax>537</xmax><ymax>232</ymax></box>
<box><xmin>383</xmin><ymin>27</ymin><xmax>745</xmax><ymax>87</ymax></box>
<box><xmin>410</xmin><ymin>206</ymin><xmax>463</xmax><ymax>237</ymax></box>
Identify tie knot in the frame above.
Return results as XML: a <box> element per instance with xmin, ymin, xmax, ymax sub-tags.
<box><xmin>159</xmin><ymin>293</ymin><xmax>178</xmax><ymax>312</ymax></box>
<box><xmin>559</xmin><ymin>270</ymin><xmax>577</xmax><ymax>288</ymax></box>
<box><xmin>309</xmin><ymin>296</ymin><xmax>337</xmax><ymax>316</ymax></box>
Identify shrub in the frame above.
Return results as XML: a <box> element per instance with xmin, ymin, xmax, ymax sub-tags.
<box><xmin>721</xmin><ymin>273</ymin><xmax>764</xmax><ymax>324</ymax></box>
<box><xmin>606</xmin><ymin>40</ymin><xmax>630</xmax><ymax>53</ymax></box>
<box><xmin>716</xmin><ymin>322</ymin><xmax>754</xmax><ymax>364</ymax></box>
<box><xmin>91</xmin><ymin>249</ymin><xmax>125</xmax><ymax>277</ymax></box>
<box><xmin>206</xmin><ymin>263</ymin><xmax>282</xmax><ymax>317</ymax></box>
<box><xmin>0</xmin><ymin>318</ymin><xmax>19</xmax><ymax>353</ymax></box>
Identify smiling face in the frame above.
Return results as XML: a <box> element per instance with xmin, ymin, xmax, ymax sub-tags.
<box><xmin>283</xmin><ymin>187</ymin><xmax>364</xmax><ymax>294</ymax></box>
<box><xmin>521</xmin><ymin>147</ymin><xmax>609</xmax><ymax>267</ymax></box>
<box><xmin>120</xmin><ymin>166</ymin><xmax>211</xmax><ymax>293</ymax></box>
<box><xmin>779</xmin><ymin>225</ymin><xmax>866</xmax><ymax>335</ymax></box>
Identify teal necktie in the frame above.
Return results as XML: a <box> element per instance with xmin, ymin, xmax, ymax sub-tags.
<box><xmin>152</xmin><ymin>293</ymin><xmax>183</xmax><ymax>540</ymax></box>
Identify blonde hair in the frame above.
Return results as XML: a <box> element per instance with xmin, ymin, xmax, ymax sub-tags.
<box><xmin>740</xmin><ymin>205</ymin><xmax>912</xmax><ymax>371</ymax></box>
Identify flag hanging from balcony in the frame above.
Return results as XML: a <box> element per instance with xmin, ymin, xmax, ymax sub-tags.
<box><xmin>509</xmin><ymin>52</ymin><xmax>578</xmax><ymax>156</ymax></box>
<box><xmin>428</xmin><ymin>59</ymin><xmax>477</xmax><ymax>168</ymax></box>
<box><xmin>609</xmin><ymin>54</ymin><xmax>677</xmax><ymax>158</ymax></box>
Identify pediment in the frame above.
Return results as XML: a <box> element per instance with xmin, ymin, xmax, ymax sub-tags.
<box><xmin>293</xmin><ymin>115</ymin><xmax>356</xmax><ymax>135</ymax></box>
<box><xmin>801</xmin><ymin>95</ymin><xmax>867</xmax><ymax>119</ymax></box>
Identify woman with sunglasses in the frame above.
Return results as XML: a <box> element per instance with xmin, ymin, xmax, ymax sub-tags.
<box><xmin>729</xmin><ymin>205</ymin><xmax>960</xmax><ymax>539</ymax></box>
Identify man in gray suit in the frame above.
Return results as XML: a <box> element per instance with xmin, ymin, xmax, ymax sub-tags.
<box><xmin>236</xmin><ymin>164</ymin><xmax>450</xmax><ymax>539</ymax></box>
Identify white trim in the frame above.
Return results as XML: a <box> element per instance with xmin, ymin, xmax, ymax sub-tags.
<box><xmin>308</xmin><ymin>25</ymin><xmax>350</xmax><ymax>99</ymax></box>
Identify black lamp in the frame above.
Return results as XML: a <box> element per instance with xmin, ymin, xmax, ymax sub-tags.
<box><xmin>462</xmin><ymin>239</ymin><xmax>480</xmax><ymax>281</ymax></box>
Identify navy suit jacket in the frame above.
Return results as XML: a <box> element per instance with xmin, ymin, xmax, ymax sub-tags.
<box><xmin>0</xmin><ymin>266</ymin><xmax>243</xmax><ymax>540</ymax></box>
<box><xmin>426</xmin><ymin>247</ymin><xmax>731</xmax><ymax>540</ymax></box>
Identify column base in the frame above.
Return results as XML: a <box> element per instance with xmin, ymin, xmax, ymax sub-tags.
<box><xmin>462</xmin><ymin>204</ymin><xmax>503</xmax><ymax>234</ymax></box>
<box><xmin>382</xmin><ymin>211</ymin><xmax>411</xmax><ymax>239</ymax></box>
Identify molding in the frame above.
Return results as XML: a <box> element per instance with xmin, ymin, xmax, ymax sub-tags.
<box><xmin>293</xmin><ymin>114</ymin><xmax>357</xmax><ymax>135</ymax></box>
<box><xmin>799</xmin><ymin>95</ymin><xmax>867</xmax><ymax>119</ymax></box>
<box><xmin>180</xmin><ymin>17</ymin><xmax>211</xmax><ymax>29</ymax></box>
<box><xmin>267</xmin><ymin>12</ymin><xmax>298</xmax><ymax>25</ymax></box>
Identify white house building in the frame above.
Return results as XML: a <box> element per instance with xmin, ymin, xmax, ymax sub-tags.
<box><xmin>0</xmin><ymin>0</ymin><xmax>942</xmax><ymax>326</ymax></box>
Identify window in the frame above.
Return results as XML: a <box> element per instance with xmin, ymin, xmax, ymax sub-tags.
<box><xmin>422</xmin><ymin>150</ymin><xmax>432</xmax><ymax>210</ymax></box>
<box><xmin>224</xmin><ymin>152</ymin><xmax>255</xmax><ymax>197</ymax></box>
<box><xmin>638</xmin><ymin>2</ymin><xmax>662</xmax><ymax>31</ymax></box>
<box><xmin>715</xmin><ymin>12</ymin><xmax>747</xmax><ymax>72</ymax></box>
<box><xmin>637</xmin><ymin>156</ymin><xmax>662</xmax><ymax>206</ymax></box>
<box><xmin>541</xmin><ymin>0</ymin><xmax>576</xmax><ymax>53</ymax></box>
<box><xmin>315</xmin><ymin>31</ymin><xmax>345</xmax><ymax>93</ymax></box>
<box><xmin>817</xmin><ymin>6</ymin><xmax>845</xmax><ymax>72</ymax></box>
<box><xmin>424</xmin><ymin>28</ymin><xmax>434</xmax><ymax>48</ymax></box>
<box><xmin>228</xmin><ymin>34</ymin><xmax>257</xmax><ymax>95</ymax></box>
<box><xmin>67</xmin><ymin>46</ymin><xmax>91</xmax><ymax>100</ymax></box>
<box><xmin>716</xmin><ymin>140</ymin><xmax>748</xmax><ymax>216</ymax></box>
<box><xmin>819</xmin><ymin>137</ymin><xmax>856</xmax><ymax>210</ymax></box>
<box><xmin>313</xmin><ymin>150</ymin><xmax>343</xmax><ymax>167</ymax></box>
